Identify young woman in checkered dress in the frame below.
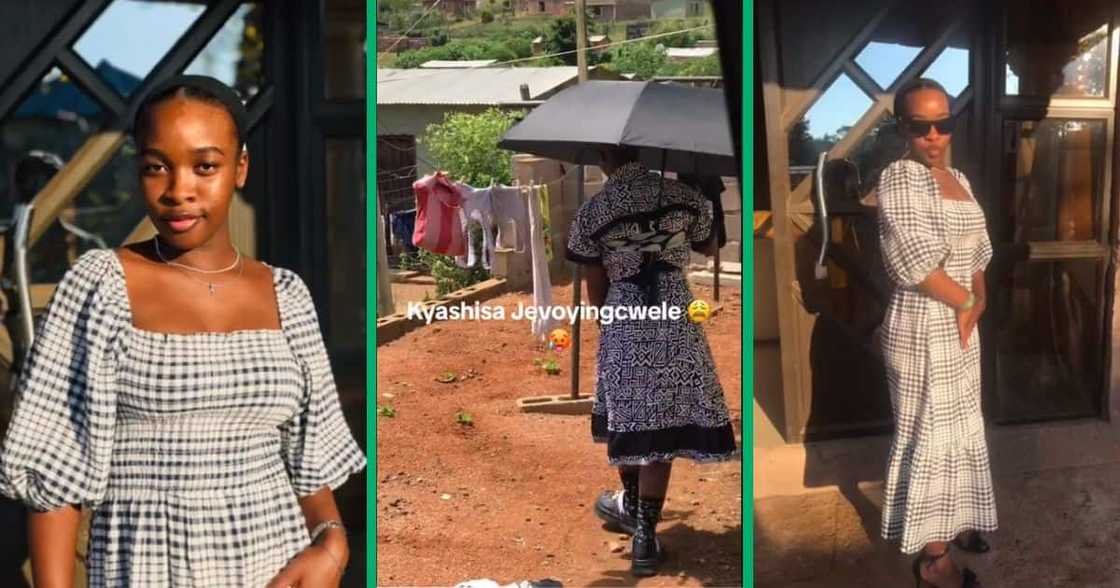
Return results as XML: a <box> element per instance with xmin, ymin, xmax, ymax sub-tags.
<box><xmin>0</xmin><ymin>76</ymin><xmax>365</xmax><ymax>587</ymax></box>
<box><xmin>878</xmin><ymin>79</ymin><xmax>995</xmax><ymax>588</ymax></box>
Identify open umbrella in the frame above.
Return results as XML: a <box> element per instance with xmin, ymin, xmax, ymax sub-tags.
<box><xmin>498</xmin><ymin>80</ymin><xmax>735</xmax><ymax>176</ymax></box>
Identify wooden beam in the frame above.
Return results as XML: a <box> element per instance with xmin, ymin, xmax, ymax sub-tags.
<box><xmin>759</xmin><ymin>0</ymin><xmax>809</xmax><ymax>443</ymax></box>
<box><xmin>28</xmin><ymin>131</ymin><xmax>126</xmax><ymax>246</ymax></box>
<box><xmin>123</xmin><ymin>217</ymin><xmax>157</xmax><ymax>246</ymax></box>
<box><xmin>885</xmin><ymin>18</ymin><xmax>963</xmax><ymax>94</ymax></box>
<box><xmin>780</xmin><ymin>0</ymin><xmax>896</xmax><ymax>132</ymax></box>
<box><xmin>0</xmin><ymin>0</ymin><xmax>113</xmax><ymax>120</ymax></box>
<box><xmin>56</xmin><ymin>49</ymin><xmax>126</xmax><ymax>119</ymax></box>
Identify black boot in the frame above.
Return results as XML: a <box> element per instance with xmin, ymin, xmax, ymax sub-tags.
<box><xmin>631</xmin><ymin>495</ymin><xmax>665</xmax><ymax>577</ymax></box>
<box><xmin>593</xmin><ymin>467</ymin><xmax>639</xmax><ymax>534</ymax></box>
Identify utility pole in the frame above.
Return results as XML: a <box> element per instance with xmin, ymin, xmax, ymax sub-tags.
<box><xmin>575</xmin><ymin>0</ymin><xmax>589</xmax><ymax>81</ymax></box>
<box><xmin>570</xmin><ymin>0</ymin><xmax>590</xmax><ymax>397</ymax></box>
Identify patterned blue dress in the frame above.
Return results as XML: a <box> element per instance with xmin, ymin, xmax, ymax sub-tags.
<box><xmin>566</xmin><ymin>162</ymin><xmax>738</xmax><ymax>466</ymax></box>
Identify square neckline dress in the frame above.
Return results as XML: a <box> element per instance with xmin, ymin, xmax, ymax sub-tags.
<box><xmin>0</xmin><ymin>249</ymin><xmax>366</xmax><ymax>586</ymax></box>
<box><xmin>876</xmin><ymin>159</ymin><xmax>998</xmax><ymax>554</ymax></box>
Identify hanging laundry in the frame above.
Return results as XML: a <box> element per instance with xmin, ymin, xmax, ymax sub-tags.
<box><xmin>454</xmin><ymin>183</ymin><xmax>497</xmax><ymax>270</ymax></box>
<box><xmin>491</xmin><ymin>184</ymin><xmax>531</xmax><ymax>253</ymax></box>
<box><xmin>412</xmin><ymin>172</ymin><xmax>467</xmax><ymax>256</ymax></box>
<box><xmin>538</xmin><ymin>183</ymin><xmax>553</xmax><ymax>261</ymax></box>
<box><xmin>388</xmin><ymin>208</ymin><xmax>418</xmax><ymax>254</ymax></box>
<box><xmin>527</xmin><ymin>184</ymin><xmax>557</xmax><ymax>340</ymax></box>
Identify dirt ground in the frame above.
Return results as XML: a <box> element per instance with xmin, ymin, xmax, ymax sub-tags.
<box><xmin>376</xmin><ymin>283</ymin><xmax>744</xmax><ymax>587</ymax></box>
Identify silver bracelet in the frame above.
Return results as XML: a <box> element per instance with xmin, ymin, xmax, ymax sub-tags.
<box><xmin>310</xmin><ymin>519</ymin><xmax>345</xmax><ymax>544</ymax></box>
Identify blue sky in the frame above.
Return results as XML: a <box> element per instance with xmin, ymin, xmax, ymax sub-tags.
<box><xmin>805</xmin><ymin>43</ymin><xmax>970</xmax><ymax>140</ymax></box>
<box><xmin>71</xmin><ymin>1</ymin><xmax>252</xmax><ymax>93</ymax></box>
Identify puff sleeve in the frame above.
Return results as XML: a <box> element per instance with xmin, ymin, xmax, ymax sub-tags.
<box><xmin>0</xmin><ymin>249</ymin><xmax>125</xmax><ymax>512</ymax></box>
<box><xmin>877</xmin><ymin>160</ymin><xmax>950</xmax><ymax>287</ymax></box>
<box><xmin>276</xmin><ymin>271</ymin><xmax>366</xmax><ymax>496</ymax></box>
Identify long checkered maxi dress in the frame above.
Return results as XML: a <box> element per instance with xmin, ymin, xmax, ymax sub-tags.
<box><xmin>565</xmin><ymin>162</ymin><xmax>738</xmax><ymax>466</ymax></box>
<box><xmin>877</xmin><ymin>159</ymin><xmax>998</xmax><ymax>554</ymax></box>
<box><xmin>0</xmin><ymin>249</ymin><xmax>366</xmax><ymax>586</ymax></box>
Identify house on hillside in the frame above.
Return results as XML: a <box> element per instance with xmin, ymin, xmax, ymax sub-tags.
<box><xmin>589</xmin><ymin>33</ymin><xmax>611</xmax><ymax>53</ymax></box>
<box><xmin>419</xmin><ymin>0</ymin><xmax>478</xmax><ymax>17</ymax></box>
<box><xmin>514</xmin><ymin>0</ymin><xmax>569</xmax><ymax>16</ymax></box>
<box><xmin>651</xmin><ymin>0</ymin><xmax>708</xmax><ymax>18</ymax></box>
<box><xmin>587</xmin><ymin>0</ymin><xmax>652</xmax><ymax>22</ymax></box>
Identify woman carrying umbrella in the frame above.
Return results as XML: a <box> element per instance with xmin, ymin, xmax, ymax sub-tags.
<box><xmin>566</xmin><ymin>146</ymin><xmax>738</xmax><ymax>577</ymax></box>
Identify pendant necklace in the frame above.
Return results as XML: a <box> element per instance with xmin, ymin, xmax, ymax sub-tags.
<box><xmin>154</xmin><ymin>238</ymin><xmax>243</xmax><ymax>296</ymax></box>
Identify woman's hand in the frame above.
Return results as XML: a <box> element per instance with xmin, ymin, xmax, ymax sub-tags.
<box><xmin>956</xmin><ymin>307</ymin><xmax>974</xmax><ymax>350</ymax></box>
<box><xmin>265</xmin><ymin>542</ymin><xmax>346</xmax><ymax>588</ymax></box>
<box><xmin>956</xmin><ymin>298</ymin><xmax>984</xmax><ymax>350</ymax></box>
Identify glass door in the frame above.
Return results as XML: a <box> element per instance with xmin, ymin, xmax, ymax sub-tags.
<box><xmin>988</xmin><ymin>2</ymin><xmax>1119</xmax><ymax>422</ymax></box>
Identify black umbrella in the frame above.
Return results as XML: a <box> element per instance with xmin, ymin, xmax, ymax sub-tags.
<box><xmin>499</xmin><ymin>80</ymin><xmax>736</xmax><ymax>176</ymax></box>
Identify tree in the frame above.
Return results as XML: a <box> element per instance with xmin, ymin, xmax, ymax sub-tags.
<box><xmin>424</xmin><ymin>109</ymin><xmax>524</xmax><ymax>186</ymax></box>
<box><xmin>672</xmin><ymin>53</ymin><xmax>721</xmax><ymax>77</ymax></box>
<box><xmin>546</xmin><ymin>17</ymin><xmax>578</xmax><ymax>65</ymax></box>
<box><xmin>610</xmin><ymin>42</ymin><xmax>667</xmax><ymax>80</ymax></box>
<box><xmin>545</xmin><ymin>12</ymin><xmax>597</xmax><ymax>66</ymax></box>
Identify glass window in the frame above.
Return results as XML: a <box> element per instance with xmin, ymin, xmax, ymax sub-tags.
<box><xmin>922</xmin><ymin>47</ymin><xmax>970</xmax><ymax>98</ymax></box>
<box><xmin>185</xmin><ymin>3</ymin><xmax>265</xmax><ymax>101</ymax></box>
<box><xmin>74</xmin><ymin>0</ymin><xmax>206</xmax><ymax>96</ymax></box>
<box><xmin>1002</xmin><ymin>119</ymin><xmax>1106</xmax><ymax>243</ymax></box>
<box><xmin>324</xmin><ymin>0</ymin><xmax>366</xmax><ymax>100</ymax></box>
<box><xmin>994</xmin><ymin>258</ymin><xmax>1105</xmax><ymax>422</ymax></box>
<box><xmin>1006</xmin><ymin>20</ymin><xmax>1110</xmax><ymax>97</ymax></box>
<box><xmin>788</xmin><ymin>73</ymin><xmax>873</xmax><ymax>171</ymax></box>
<box><xmin>1</xmin><ymin>68</ymin><xmax>119</xmax><ymax>283</ymax></box>
<box><xmin>855</xmin><ymin>41</ymin><xmax>922</xmax><ymax>90</ymax></box>
<box><xmin>325</xmin><ymin>139</ymin><xmax>366</xmax><ymax>357</ymax></box>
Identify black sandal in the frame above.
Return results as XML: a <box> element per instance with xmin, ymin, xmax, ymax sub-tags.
<box><xmin>911</xmin><ymin>545</ymin><xmax>951</xmax><ymax>588</ymax></box>
<box><xmin>952</xmin><ymin>531</ymin><xmax>990</xmax><ymax>554</ymax></box>
<box><xmin>912</xmin><ymin>546</ymin><xmax>982</xmax><ymax>588</ymax></box>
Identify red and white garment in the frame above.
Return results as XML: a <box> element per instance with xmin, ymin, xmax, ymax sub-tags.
<box><xmin>412</xmin><ymin>172</ymin><xmax>467</xmax><ymax>256</ymax></box>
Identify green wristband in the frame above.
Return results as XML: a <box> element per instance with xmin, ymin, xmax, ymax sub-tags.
<box><xmin>959</xmin><ymin>293</ymin><xmax>975</xmax><ymax>311</ymax></box>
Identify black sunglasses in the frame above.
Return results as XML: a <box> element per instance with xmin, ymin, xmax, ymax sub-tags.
<box><xmin>901</xmin><ymin>117</ymin><xmax>956</xmax><ymax>137</ymax></box>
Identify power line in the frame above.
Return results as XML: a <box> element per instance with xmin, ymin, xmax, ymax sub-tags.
<box><xmin>377</xmin><ymin>24</ymin><xmax>713</xmax><ymax>85</ymax></box>
<box><xmin>383</xmin><ymin>0</ymin><xmax>445</xmax><ymax>54</ymax></box>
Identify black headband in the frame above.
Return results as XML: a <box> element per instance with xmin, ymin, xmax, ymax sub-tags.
<box><xmin>132</xmin><ymin>75</ymin><xmax>249</xmax><ymax>144</ymax></box>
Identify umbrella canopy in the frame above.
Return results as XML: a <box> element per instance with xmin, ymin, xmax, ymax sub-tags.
<box><xmin>498</xmin><ymin>80</ymin><xmax>736</xmax><ymax>177</ymax></box>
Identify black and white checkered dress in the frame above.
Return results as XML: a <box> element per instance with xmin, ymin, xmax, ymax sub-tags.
<box><xmin>877</xmin><ymin>159</ymin><xmax>997</xmax><ymax>554</ymax></box>
<box><xmin>566</xmin><ymin>162</ymin><xmax>738</xmax><ymax>466</ymax></box>
<box><xmin>0</xmin><ymin>249</ymin><xmax>366</xmax><ymax>586</ymax></box>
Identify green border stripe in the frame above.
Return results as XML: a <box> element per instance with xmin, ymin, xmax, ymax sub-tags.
<box><xmin>743</xmin><ymin>1</ymin><xmax>755</xmax><ymax>586</ymax></box>
<box><xmin>367</xmin><ymin>0</ymin><xmax>377</xmax><ymax>585</ymax></box>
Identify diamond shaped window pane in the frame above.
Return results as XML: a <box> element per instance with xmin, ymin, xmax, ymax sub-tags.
<box><xmin>185</xmin><ymin>3</ymin><xmax>265</xmax><ymax>101</ymax></box>
<box><xmin>74</xmin><ymin>0</ymin><xmax>207</xmax><ymax>96</ymax></box>
<box><xmin>788</xmin><ymin>73</ymin><xmax>874</xmax><ymax>168</ymax></box>
<box><xmin>0</xmin><ymin>68</ymin><xmax>107</xmax><ymax>228</ymax></box>
<box><xmin>855</xmin><ymin>41</ymin><xmax>922</xmax><ymax>89</ymax></box>
<box><xmin>922</xmin><ymin>47</ymin><xmax>970</xmax><ymax>98</ymax></box>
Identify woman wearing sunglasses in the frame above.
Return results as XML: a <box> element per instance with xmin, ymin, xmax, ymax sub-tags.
<box><xmin>876</xmin><ymin>78</ymin><xmax>994</xmax><ymax>588</ymax></box>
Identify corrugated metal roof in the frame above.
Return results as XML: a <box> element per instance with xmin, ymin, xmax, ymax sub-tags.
<box><xmin>377</xmin><ymin>67</ymin><xmax>583</xmax><ymax>105</ymax></box>
<box><xmin>420</xmin><ymin>60</ymin><xmax>498</xmax><ymax>68</ymax></box>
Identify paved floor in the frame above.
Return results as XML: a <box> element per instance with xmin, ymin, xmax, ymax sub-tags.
<box><xmin>756</xmin><ymin>444</ymin><xmax>1120</xmax><ymax>587</ymax></box>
